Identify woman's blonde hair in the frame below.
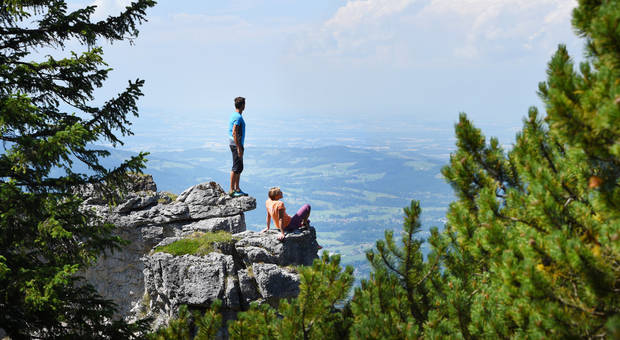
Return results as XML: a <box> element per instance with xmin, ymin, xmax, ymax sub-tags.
<box><xmin>268</xmin><ymin>187</ymin><xmax>281</xmax><ymax>200</ymax></box>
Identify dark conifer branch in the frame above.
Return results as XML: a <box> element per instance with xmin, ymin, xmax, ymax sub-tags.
<box><xmin>0</xmin><ymin>0</ymin><xmax>155</xmax><ymax>337</ymax></box>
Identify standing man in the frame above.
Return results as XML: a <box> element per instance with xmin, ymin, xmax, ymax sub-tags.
<box><xmin>228</xmin><ymin>97</ymin><xmax>248</xmax><ymax>197</ymax></box>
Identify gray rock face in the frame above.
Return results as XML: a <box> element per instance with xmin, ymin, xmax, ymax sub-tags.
<box><xmin>82</xmin><ymin>178</ymin><xmax>256</xmax><ymax>318</ymax></box>
<box><xmin>177</xmin><ymin>182</ymin><xmax>256</xmax><ymax>220</ymax></box>
<box><xmin>182</xmin><ymin>214</ymin><xmax>246</xmax><ymax>234</ymax></box>
<box><xmin>142</xmin><ymin>227</ymin><xmax>319</xmax><ymax>324</ymax></box>
<box><xmin>252</xmin><ymin>263</ymin><xmax>300</xmax><ymax>303</ymax></box>
<box><xmin>238</xmin><ymin>269</ymin><xmax>261</xmax><ymax>305</ymax></box>
<box><xmin>81</xmin><ymin>175</ymin><xmax>320</xmax><ymax>330</ymax></box>
<box><xmin>142</xmin><ymin>252</ymin><xmax>239</xmax><ymax>328</ymax></box>
<box><xmin>235</xmin><ymin>229</ymin><xmax>320</xmax><ymax>266</ymax></box>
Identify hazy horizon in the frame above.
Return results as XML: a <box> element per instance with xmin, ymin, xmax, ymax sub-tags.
<box><xmin>63</xmin><ymin>0</ymin><xmax>582</xmax><ymax>153</ymax></box>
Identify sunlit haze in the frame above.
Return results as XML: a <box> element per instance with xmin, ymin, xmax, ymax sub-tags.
<box><xmin>67</xmin><ymin>0</ymin><xmax>581</xmax><ymax>150</ymax></box>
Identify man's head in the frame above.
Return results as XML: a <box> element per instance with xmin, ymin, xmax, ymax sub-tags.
<box><xmin>268</xmin><ymin>187</ymin><xmax>282</xmax><ymax>200</ymax></box>
<box><xmin>235</xmin><ymin>97</ymin><xmax>245</xmax><ymax>113</ymax></box>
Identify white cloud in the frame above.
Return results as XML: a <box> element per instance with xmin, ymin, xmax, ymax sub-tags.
<box><xmin>419</xmin><ymin>0</ymin><xmax>578</xmax><ymax>58</ymax></box>
<box><xmin>293</xmin><ymin>0</ymin><xmax>578</xmax><ymax>65</ymax></box>
<box><xmin>292</xmin><ymin>0</ymin><xmax>416</xmax><ymax>60</ymax></box>
<box><xmin>90</xmin><ymin>0</ymin><xmax>133</xmax><ymax>20</ymax></box>
<box><xmin>325</xmin><ymin>0</ymin><xmax>415</xmax><ymax>30</ymax></box>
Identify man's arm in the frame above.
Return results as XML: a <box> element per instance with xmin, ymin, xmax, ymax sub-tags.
<box><xmin>232</xmin><ymin>124</ymin><xmax>243</xmax><ymax>157</ymax></box>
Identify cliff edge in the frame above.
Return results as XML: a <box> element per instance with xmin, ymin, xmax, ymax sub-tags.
<box><xmin>81</xmin><ymin>175</ymin><xmax>320</xmax><ymax>328</ymax></box>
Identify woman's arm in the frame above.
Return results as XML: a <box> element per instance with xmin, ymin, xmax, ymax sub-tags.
<box><xmin>261</xmin><ymin>209</ymin><xmax>271</xmax><ymax>233</ymax></box>
<box><xmin>277</xmin><ymin>206</ymin><xmax>286</xmax><ymax>240</ymax></box>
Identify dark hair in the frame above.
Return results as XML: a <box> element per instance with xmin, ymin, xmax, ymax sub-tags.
<box><xmin>234</xmin><ymin>97</ymin><xmax>245</xmax><ymax>110</ymax></box>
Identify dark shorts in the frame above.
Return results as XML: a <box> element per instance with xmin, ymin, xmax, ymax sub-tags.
<box><xmin>230</xmin><ymin>145</ymin><xmax>244</xmax><ymax>174</ymax></box>
<box><xmin>287</xmin><ymin>204</ymin><xmax>311</xmax><ymax>230</ymax></box>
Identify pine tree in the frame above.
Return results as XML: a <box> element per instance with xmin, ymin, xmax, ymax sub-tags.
<box><xmin>349</xmin><ymin>201</ymin><xmax>445</xmax><ymax>339</ymax></box>
<box><xmin>439</xmin><ymin>0</ymin><xmax>619</xmax><ymax>336</ymax></box>
<box><xmin>350</xmin><ymin>0</ymin><xmax>619</xmax><ymax>338</ymax></box>
<box><xmin>228</xmin><ymin>253</ymin><xmax>355</xmax><ymax>340</ymax></box>
<box><xmin>0</xmin><ymin>0</ymin><xmax>155</xmax><ymax>337</ymax></box>
<box><xmin>148</xmin><ymin>303</ymin><xmax>223</xmax><ymax>340</ymax></box>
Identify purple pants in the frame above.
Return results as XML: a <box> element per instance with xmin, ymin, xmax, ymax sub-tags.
<box><xmin>286</xmin><ymin>204</ymin><xmax>311</xmax><ymax>230</ymax></box>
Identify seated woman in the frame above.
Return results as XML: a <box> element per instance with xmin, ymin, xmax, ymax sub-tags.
<box><xmin>261</xmin><ymin>187</ymin><xmax>311</xmax><ymax>241</ymax></box>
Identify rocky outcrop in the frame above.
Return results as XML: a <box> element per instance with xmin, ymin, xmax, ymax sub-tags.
<box><xmin>235</xmin><ymin>228</ymin><xmax>319</xmax><ymax>266</ymax></box>
<box><xmin>81</xmin><ymin>176</ymin><xmax>255</xmax><ymax>318</ymax></box>
<box><xmin>81</xmin><ymin>175</ymin><xmax>320</xmax><ymax>329</ymax></box>
<box><xmin>142</xmin><ymin>252</ymin><xmax>238</xmax><ymax>319</ymax></box>
<box><xmin>141</xmin><ymin>228</ymin><xmax>319</xmax><ymax>327</ymax></box>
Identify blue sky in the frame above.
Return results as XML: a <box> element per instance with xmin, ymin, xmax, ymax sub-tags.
<box><xmin>67</xmin><ymin>0</ymin><xmax>583</xmax><ymax>150</ymax></box>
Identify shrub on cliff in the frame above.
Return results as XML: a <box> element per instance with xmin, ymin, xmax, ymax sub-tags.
<box><xmin>148</xmin><ymin>303</ymin><xmax>222</xmax><ymax>340</ymax></box>
<box><xmin>229</xmin><ymin>253</ymin><xmax>354</xmax><ymax>340</ymax></box>
<box><xmin>0</xmin><ymin>0</ymin><xmax>155</xmax><ymax>337</ymax></box>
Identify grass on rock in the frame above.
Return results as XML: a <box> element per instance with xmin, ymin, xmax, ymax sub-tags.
<box><xmin>158</xmin><ymin>191</ymin><xmax>178</xmax><ymax>204</ymax></box>
<box><xmin>155</xmin><ymin>231</ymin><xmax>233</xmax><ymax>256</ymax></box>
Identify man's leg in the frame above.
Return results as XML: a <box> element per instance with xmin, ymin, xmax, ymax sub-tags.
<box><xmin>234</xmin><ymin>147</ymin><xmax>245</xmax><ymax>194</ymax></box>
<box><xmin>230</xmin><ymin>171</ymin><xmax>236</xmax><ymax>193</ymax></box>
<box><xmin>230</xmin><ymin>144</ymin><xmax>241</xmax><ymax>194</ymax></box>
<box><xmin>233</xmin><ymin>172</ymin><xmax>240</xmax><ymax>191</ymax></box>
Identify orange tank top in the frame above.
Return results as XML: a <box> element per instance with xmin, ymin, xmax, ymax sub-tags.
<box><xmin>265</xmin><ymin>199</ymin><xmax>291</xmax><ymax>229</ymax></box>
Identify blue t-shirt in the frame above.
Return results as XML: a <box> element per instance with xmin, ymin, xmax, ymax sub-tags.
<box><xmin>228</xmin><ymin>112</ymin><xmax>245</xmax><ymax>146</ymax></box>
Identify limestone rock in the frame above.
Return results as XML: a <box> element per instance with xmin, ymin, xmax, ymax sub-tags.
<box><xmin>142</xmin><ymin>252</ymin><xmax>240</xmax><ymax>327</ymax></box>
<box><xmin>76</xmin><ymin>173</ymin><xmax>158</xmax><ymax>206</ymax></box>
<box><xmin>115</xmin><ymin>193</ymin><xmax>158</xmax><ymax>213</ymax></box>
<box><xmin>234</xmin><ymin>228</ymin><xmax>320</xmax><ymax>266</ymax></box>
<box><xmin>81</xmin><ymin>176</ymin><xmax>319</xmax><ymax>331</ymax></box>
<box><xmin>252</xmin><ymin>263</ymin><xmax>300</xmax><ymax>304</ymax></box>
<box><xmin>178</xmin><ymin>182</ymin><xmax>256</xmax><ymax>219</ymax></box>
<box><xmin>238</xmin><ymin>269</ymin><xmax>261</xmax><ymax>306</ymax></box>
<box><xmin>181</xmin><ymin>214</ymin><xmax>246</xmax><ymax>235</ymax></box>
<box><xmin>82</xmin><ymin>179</ymin><xmax>255</xmax><ymax>320</ymax></box>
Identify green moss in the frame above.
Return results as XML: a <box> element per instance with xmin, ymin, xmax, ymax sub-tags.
<box><xmin>284</xmin><ymin>265</ymin><xmax>299</xmax><ymax>273</ymax></box>
<box><xmin>154</xmin><ymin>231</ymin><xmax>233</xmax><ymax>256</ymax></box>
<box><xmin>139</xmin><ymin>292</ymin><xmax>151</xmax><ymax>318</ymax></box>
<box><xmin>127</xmin><ymin>171</ymin><xmax>149</xmax><ymax>177</ymax></box>
<box><xmin>158</xmin><ymin>191</ymin><xmax>179</xmax><ymax>204</ymax></box>
<box><xmin>164</xmin><ymin>191</ymin><xmax>178</xmax><ymax>201</ymax></box>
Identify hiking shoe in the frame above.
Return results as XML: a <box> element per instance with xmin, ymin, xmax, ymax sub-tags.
<box><xmin>232</xmin><ymin>191</ymin><xmax>245</xmax><ymax>197</ymax></box>
<box><xmin>228</xmin><ymin>190</ymin><xmax>236</xmax><ymax>197</ymax></box>
<box><xmin>236</xmin><ymin>189</ymin><xmax>249</xmax><ymax>196</ymax></box>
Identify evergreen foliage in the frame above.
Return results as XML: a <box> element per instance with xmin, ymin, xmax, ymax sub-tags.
<box><xmin>228</xmin><ymin>253</ymin><xmax>354</xmax><ymax>340</ymax></box>
<box><xmin>349</xmin><ymin>0</ymin><xmax>620</xmax><ymax>338</ymax></box>
<box><xmin>349</xmin><ymin>201</ymin><xmax>445</xmax><ymax>339</ymax></box>
<box><xmin>0</xmin><ymin>0</ymin><xmax>155</xmax><ymax>337</ymax></box>
<box><xmin>148</xmin><ymin>302</ymin><xmax>222</xmax><ymax>340</ymax></box>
